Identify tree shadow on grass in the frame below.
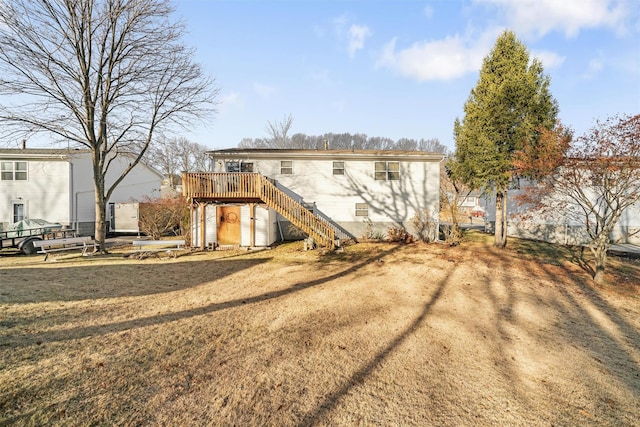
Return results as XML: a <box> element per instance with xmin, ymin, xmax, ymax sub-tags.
<box><xmin>1</xmin><ymin>244</ymin><xmax>405</xmax><ymax>425</ymax></box>
<box><xmin>1</xmin><ymin>246</ymin><xmax>402</xmax><ymax>350</ymax></box>
<box><xmin>299</xmin><ymin>261</ymin><xmax>453</xmax><ymax>426</ymax></box>
<box><xmin>0</xmin><ymin>256</ymin><xmax>271</xmax><ymax>303</ymax></box>
<box><xmin>487</xmin><ymin>242</ymin><xmax>640</xmax><ymax>424</ymax></box>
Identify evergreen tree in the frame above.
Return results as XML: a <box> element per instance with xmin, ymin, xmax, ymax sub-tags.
<box><xmin>453</xmin><ymin>30</ymin><xmax>558</xmax><ymax>247</ymax></box>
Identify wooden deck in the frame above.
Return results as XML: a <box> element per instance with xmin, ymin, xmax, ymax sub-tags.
<box><xmin>182</xmin><ymin>173</ymin><xmax>264</xmax><ymax>201</ymax></box>
<box><xmin>182</xmin><ymin>173</ymin><xmax>335</xmax><ymax>249</ymax></box>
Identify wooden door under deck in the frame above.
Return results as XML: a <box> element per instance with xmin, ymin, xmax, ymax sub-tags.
<box><xmin>217</xmin><ymin>206</ymin><xmax>241</xmax><ymax>245</ymax></box>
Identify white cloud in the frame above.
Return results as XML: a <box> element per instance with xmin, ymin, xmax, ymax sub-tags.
<box><xmin>348</xmin><ymin>24</ymin><xmax>372</xmax><ymax>58</ymax></box>
<box><xmin>310</xmin><ymin>69</ymin><xmax>334</xmax><ymax>86</ymax></box>
<box><xmin>376</xmin><ymin>31</ymin><xmax>496</xmax><ymax>81</ymax></box>
<box><xmin>331</xmin><ymin>15</ymin><xmax>372</xmax><ymax>58</ymax></box>
<box><xmin>531</xmin><ymin>50</ymin><xmax>566</xmax><ymax>69</ymax></box>
<box><xmin>474</xmin><ymin>0</ymin><xmax>632</xmax><ymax>38</ymax></box>
<box><xmin>312</xmin><ymin>24</ymin><xmax>325</xmax><ymax>38</ymax></box>
<box><xmin>218</xmin><ymin>92</ymin><xmax>242</xmax><ymax>114</ymax></box>
<box><xmin>583</xmin><ymin>56</ymin><xmax>605</xmax><ymax>79</ymax></box>
<box><xmin>332</xmin><ymin>14</ymin><xmax>348</xmax><ymax>37</ymax></box>
<box><xmin>332</xmin><ymin>98</ymin><xmax>346</xmax><ymax>114</ymax></box>
<box><xmin>423</xmin><ymin>5</ymin><xmax>434</xmax><ymax>19</ymax></box>
<box><xmin>253</xmin><ymin>82</ymin><xmax>278</xmax><ymax>98</ymax></box>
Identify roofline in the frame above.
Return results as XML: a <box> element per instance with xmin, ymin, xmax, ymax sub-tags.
<box><xmin>0</xmin><ymin>148</ymin><xmax>163</xmax><ymax>177</ymax></box>
<box><xmin>207</xmin><ymin>148</ymin><xmax>445</xmax><ymax>162</ymax></box>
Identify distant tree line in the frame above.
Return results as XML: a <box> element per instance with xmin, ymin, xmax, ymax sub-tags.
<box><xmin>238</xmin><ymin>132</ymin><xmax>448</xmax><ymax>153</ymax></box>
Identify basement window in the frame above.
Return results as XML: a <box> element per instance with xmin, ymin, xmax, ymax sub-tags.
<box><xmin>333</xmin><ymin>161</ymin><xmax>345</xmax><ymax>175</ymax></box>
<box><xmin>280</xmin><ymin>160</ymin><xmax>292</xmax><ymax>175</ymax></box>
<box><xmin>355</xmin><ymin>203</ymin><xmax>369</xmax><ymax>217</ymax></box>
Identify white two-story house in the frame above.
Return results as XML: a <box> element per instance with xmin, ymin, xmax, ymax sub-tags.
<box><xmin>182</xmin><ymin>148</ymin><xmax>444</xmax><ymax>249</ymax></box>
<box><xmin>0</xmin><ymin>148</ymin><xmax>162</xmax><ymax>236</ymax></box>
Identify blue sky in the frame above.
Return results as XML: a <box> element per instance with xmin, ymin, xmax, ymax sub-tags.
<box><xmin>175</xmin><ymin>0</ymin><xmax>639</xmax><ymax>152</ymax></box>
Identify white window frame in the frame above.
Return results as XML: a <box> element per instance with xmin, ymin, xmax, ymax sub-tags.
<box><xmin>12</xmin><ymin>201</ymin><xmax>25</xmax><ymax>223</ymax></box>
<box><xmin>1</xmin><ymin>161</ymin><xmax>28</xmax><ymax>181</ymax></box>
<box><xmin>355</xmin><ymin>202</ymin><xmax>369</xmax><ymax>217</ymax></box>
<box><xmin>374</xmin><ymin>161</ymin><xmax>399</xmax><ymax>181</ymax></box>
<box><xmin>280</xmin><ymin>160</ymin><xmax>293</xmax><ymax>175</ymax></box>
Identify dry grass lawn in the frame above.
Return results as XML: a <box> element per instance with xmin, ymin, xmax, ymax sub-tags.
<box><xmin>1</xmin><ymin>233</ymin><xmax>639</xmax><ymax>426</ymax></box>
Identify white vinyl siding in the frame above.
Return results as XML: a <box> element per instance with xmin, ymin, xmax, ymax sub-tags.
<box><xmin>255</xmin><ymin>205</ymin><xmax>271</xmax><ymax>246</ymax></box>
<box><xmin>241</xmin><ymin>205</ymin><xmax>251</xmax><ymax>247</ymax></box>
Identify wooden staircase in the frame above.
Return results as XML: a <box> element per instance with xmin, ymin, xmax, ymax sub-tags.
<box><xmin>182</xmin><ymin>173</ymin><xmax>336</xmax><ymax>249</ymax></box>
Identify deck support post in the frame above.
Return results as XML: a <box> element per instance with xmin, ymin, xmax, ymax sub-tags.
<box><xmin>199</xmin><ymin>202</ymin><xmax>206</xmax><ymax>250</ymax></box>
<box><xmin>249</xmin><ymin>203</ymin><xmax>256</xmax><ymax>247</ymax></box>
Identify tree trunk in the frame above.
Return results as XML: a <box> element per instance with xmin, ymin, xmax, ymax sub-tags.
<box><xmin>94</xmin><ymin>179</ymin><xmax>108</xmax><ymax>254</ymax></box>
<box><xmin>449</xmin><ymin>191</ymin><xmax>462</xmax><ymax>243</ymax></box>
<box><xmin>591</xmin><ymin>242</ymin><xmax>608</xmax><ymax>285</ymax></box>
<box><xmin>494</xmin><ymin>190</ymin><xmax>507</xmax><ymax>248</ymax></box>
<box><xmin>502</xmin><ymin>190</ymin><xmax>508</xmax><ymax>248</ymax></box>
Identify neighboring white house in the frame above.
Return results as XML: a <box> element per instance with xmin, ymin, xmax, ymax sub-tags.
<box><xmin>184</xmin><ymin>149</ymin><xmax>444</xmax><ymax>248</ymax></box>
<box><xmin>0</xmin><ymin>148</ymin><xmax>162</xmax><ymax>236</ymax></box>
<box><xmin>483</xmin><ymin>181</ymin><xmax>640</xmax><ymax>245</ymax></box>
<box><xmin>457</xmin><ymin>190</ymin><xmax>486</xmax><ymax>217</ymax></box>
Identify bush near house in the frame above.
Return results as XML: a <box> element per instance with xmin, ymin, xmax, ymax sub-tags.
<box><xmin>138</xmin><ymin>196</ymin><xmax>189</xmax><ymax>240</ymax></box>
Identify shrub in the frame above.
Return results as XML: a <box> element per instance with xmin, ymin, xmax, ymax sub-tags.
<box><xmin>362</xmin><ymin>218</ymin><xmax>385</xmax><ymax>241</ymax></box>
<box><xmin>138</xmin><ymin>196</ymin><xmax>189</xmax><ymax>240</ymax></box>
<box><xmin>386</xmin><ymin>226</ymin><xmax>414</xmax><ymax>243</ymax></box>
<box><xmin>411</xmin><ymin>209</ymin><xmax>439</xmax><ymax>243</ymax></box>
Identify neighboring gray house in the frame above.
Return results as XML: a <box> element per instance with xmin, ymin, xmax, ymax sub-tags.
<box><xmin>0</xmin><ymin>148</ymin><xmax>162</xmax><ymax>236</ymax></box>
<box><xmin>183</xmin><ymin>149</ymin><xmax>444</xmax><ymax>249</ymax></box>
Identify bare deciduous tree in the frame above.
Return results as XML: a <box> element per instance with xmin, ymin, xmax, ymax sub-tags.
<box><xmin>439</xmin><ymin>157</ymin><xmax>468</xmax><ymax>244</ymax></box>
<box><xmin>265</xmin><ymin>114</ymin><xmax>294</xmax><ymax>148</ymax></box>
<box><xmin>418</xmin><ymin>138</ymin><xmax>448</xmax><ymax>154</ymax></box>
<box><xmin>147</xmin><ymin>136</ymin><xmax>209</xmax><ymax>189</ymax></box>
<box><xmin>238</xmin><ymin>131</ymin><xmax>448</xmax><ymax>153</ymax></box>
<box><xmin>516</xmin><ymin>114</ymin><xmax>640</xmax><ymax>284</ymax></box>
<box><xmin>0</xmin><ymin>0</ymin><xmax>217</xmax><ymax>250</ymax></box>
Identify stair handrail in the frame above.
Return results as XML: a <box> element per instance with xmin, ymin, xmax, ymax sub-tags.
<box><xmin>256</xmin><ymin>175</ymin><xmax>335</xmax><ymax>249</ymax></box>
<box><xmin>182</xmin><ymin>172</ymin><xmax>335</xmax><ymax>249</ymax></box>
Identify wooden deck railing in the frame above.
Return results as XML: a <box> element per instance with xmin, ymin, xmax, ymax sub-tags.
<box><xmin>182</xmin><ymin>172</ymin><xmax>262</xmax><ymax>199</ymax></box>
<box><xmin>182</xmin><ymin>173</ymin><xmax>335</xmax><ymax>249</ymax></box>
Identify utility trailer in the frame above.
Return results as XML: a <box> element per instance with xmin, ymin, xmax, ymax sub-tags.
<box><xmin>108</xmin><ymin>202</ymin><xmax>140</xmax><ymax>235</ymax></box>
<box><xmin>0</xmin><ymin>228</ymin><xmax>77</xmax><ymax>255</ymax></box>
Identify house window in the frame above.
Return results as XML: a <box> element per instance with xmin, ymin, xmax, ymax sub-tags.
<box><xmin>333</xmin><ymin>161</ymin><xmax>345</xmax><ymax>175</ymax></box>
<box><xmin>226</xmin><ymin>161</ymin><xmax>253</xmax><ymax>172</ymax></box>
<box><xmin>225</xmin><ymin>161</ymin><xmax>240</xmax><ymax>172</ymax></box>
<box><xmin>1</xmin><ymin>161</ymin><xmax>28</xmax><ymax>181</ymax></box>
<box><xmin>374</xmin><ymin>161</ymin><xmax>399</xmax><ymax>181</ymax></box>
<box><xmin>355</xmin><ymin>203</ymin><xmax>369</xmax><ymax>217</ymax></box>
<box><xmin>280</xmin><ymin>160</ymin><xmax>292</xmax><ymax>175</ymax></box>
